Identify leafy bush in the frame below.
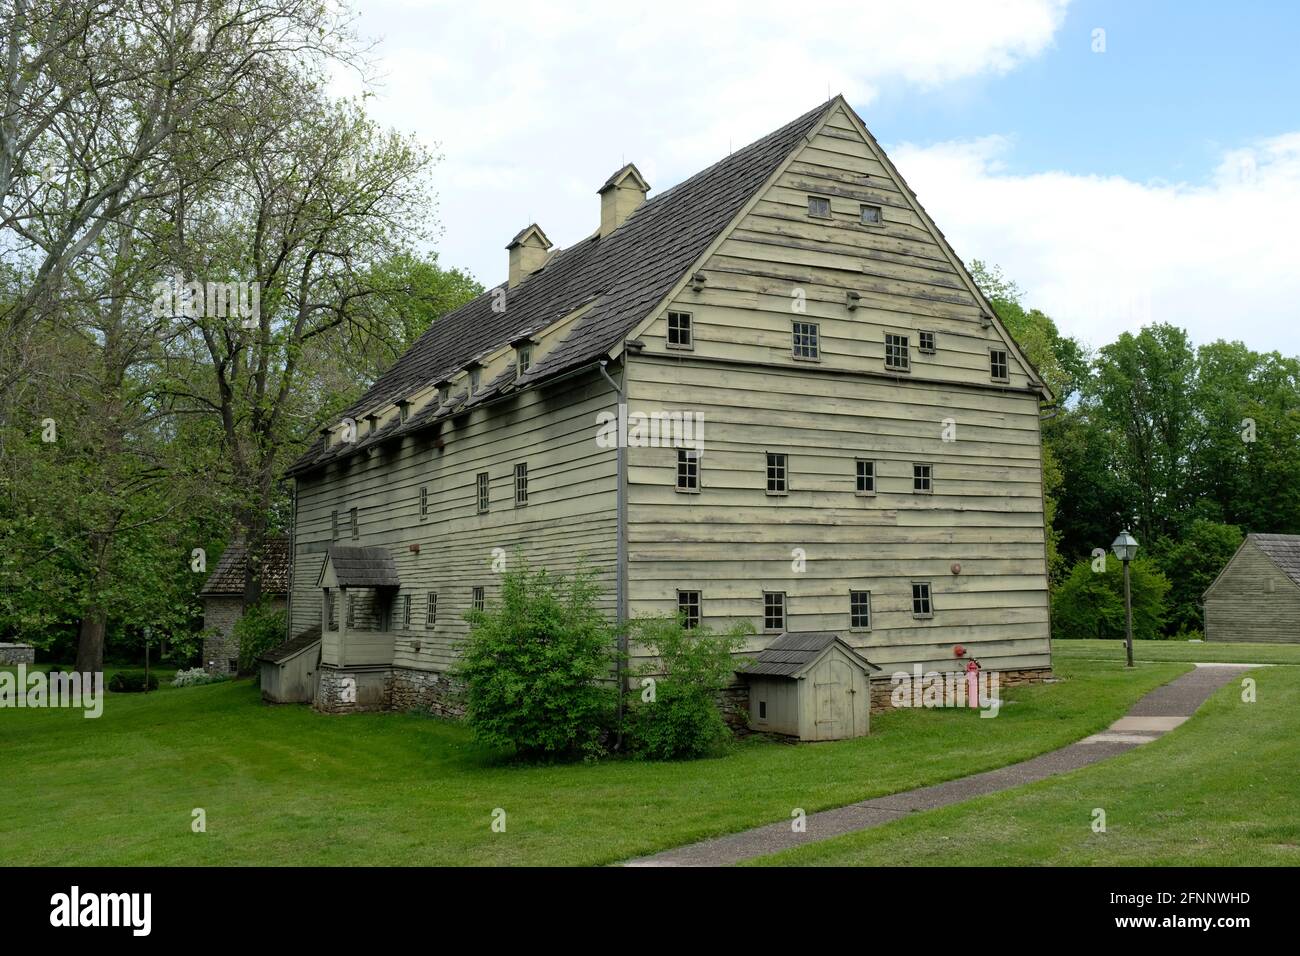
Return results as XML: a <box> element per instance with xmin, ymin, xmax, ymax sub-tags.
<box><xmin>171</xmin><ymin>666</ymin><xmax>227</xmax><ymax>688</ymax></box>
<box><xmin>1052</xmin><ymin>553</ymin><xmax>1170</xmax><ymax>640</ymax></box>
<box><xmin>108</xmin><ymin>672</ymin><xmax>159</xmax><ymax>693</ymax></box>
<box><xmin>234</xmin><ymin>602</ymin><xmax>287</xmax><ymax>674</ymax></box>
<box><xmin>622</xmin><ymin>616</ymin><xmax>751</xmax><ymax>760</ymax></box>
<box><xmin>453</xmin><ymin>561</ymin><xmax>616</xmax><ymax>759</ymax></box>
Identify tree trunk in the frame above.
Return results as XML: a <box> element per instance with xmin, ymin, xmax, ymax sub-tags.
<box><xmin>74</xmin><ymin>608</ymin><xmax>106</xmax><ymax>673</ymax></box>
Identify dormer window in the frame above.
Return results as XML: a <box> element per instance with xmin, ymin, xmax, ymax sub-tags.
<box><xmin>438</xmin><ymin>384</ymin><xmax>451</xmax><ymax>406</ymax></box>
<box><xmin>807</xmin><ymin>195</ymin><xmax>832</xmax><ymax>219</ymax></box>
<box><xmin>397</xmin><ymin>400</ymin><xmax>410</xmax><ymax>423</ymax></box>
<box><xmin>468</xmin><ymin>367</ymin><xmax>481</xmax><ymax>395</ymax></box>
<box><xmin>516</xmin><ymin>344</ymin><xmax>532</xmax><ymax>374</ymax></box>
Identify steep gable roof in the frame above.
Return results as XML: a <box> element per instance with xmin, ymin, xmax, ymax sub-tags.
<box><xmin>287</xmin><ymin>98</ymin><xmax>836</xmax><ymax>477</ymax></box>
<box><xmin>200</xmin><ymin>535</ymin><xmax>291</xmax><ymax>597</ymax></box>
<box><xmin>1205</xmin><ymin>533</ymin><xmax>1300</xmax><ymax>601</ymax></box>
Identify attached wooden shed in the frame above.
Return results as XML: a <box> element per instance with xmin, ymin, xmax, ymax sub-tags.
<box><xmin>1203</xmin><ymin>533</ymin><xmax>1300</xmax><ymax>643</ymax></box>
<box><xmin>258</xmin><ymin>625</ymin><xmax>322</xmax><ymax>703</ymax></box>
<box><xmin>739</xmin><ymin>632</ymin><xmax>880</xmax><ymax>741</ymax></box>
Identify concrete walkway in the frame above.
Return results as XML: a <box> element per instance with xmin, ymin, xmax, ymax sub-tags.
<box><xmin>623</xmin><ymin>663</ymin><xmax>1254</xmax><ymax>867</ymax></box>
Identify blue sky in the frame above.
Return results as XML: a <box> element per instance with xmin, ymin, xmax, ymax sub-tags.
<box><xmin>873</xmin><ymin>1</ymin><xmax>1300</xmax><ymax>184</ymax></box>
<box><xmin>334</xmin><ymin>0</ymin><xmax>1300</xmax><ymax>354</ymax></box>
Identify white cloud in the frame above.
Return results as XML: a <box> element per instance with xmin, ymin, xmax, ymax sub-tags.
<box><xmin>890</xmin><ymin>133</ymin><xmax>1300</xmax><ymax>355</ymax></box>
<box><xmin>332</xmin><ymin>0</ymin><xmax>1070</xmax><ymax>282</ymax></box>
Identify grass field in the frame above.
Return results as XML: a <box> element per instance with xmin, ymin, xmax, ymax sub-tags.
<box><xmin>0</xmin><ymin>655</ymin><xmax>1186</xmax><ymax>866</ymax></box>
<box><xmin>751</xmin><ymin>659</ymin><xmax>1298</xmax><ymax>866</ymax></box>
<box><xmin>1053</xmin><ymin>639</ymin><xmax>1300</xmax><ymax>666</ymax></box>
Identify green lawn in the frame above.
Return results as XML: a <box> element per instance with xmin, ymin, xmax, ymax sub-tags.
<box><xmin>752</xmin><ymin>661</ymin><xmax>1297</xmax><ymax>866</ymax></box>
<box><xmin>1053</xmin><ymin>638</ymin><xmax>1300</xmax><ymax>666</ymax></box>
<box><xmin>0</xmin><ymin>657</ymin><xmax>1185</xmax><ymax>866</ymax></box>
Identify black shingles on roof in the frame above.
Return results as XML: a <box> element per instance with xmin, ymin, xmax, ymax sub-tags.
<box><xmin>323</xmin><ymin>545</ymin><xmax>401</xmax><ymax>588</ymax></box>
<box><xmin>1249</xmin><ymin>534</ymin><xmax>1300</xmax><ymax>588</ymax></box>
<box><xmin>200</xmin><ymin>535</ymin><xmax>291</xmax><ymax>597</ymax></box>
<box><xmin>740</xmin><ymin>631</ymin><xmax>880</xmax><ymax>677</ymax></box>
<box><xmin>287</xmin><ymin>97</ymin><xmax>838</xmax><ymax>477</ymax></box>
<box><xmin>257</xmin><ymin>625</ymin><xmax>322</xmax><ymax>664</ymax></box>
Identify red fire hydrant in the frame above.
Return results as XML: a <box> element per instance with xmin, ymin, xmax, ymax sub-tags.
<box><xmin>965</xmin><ymin>658</ymin><xmax>980</xmax><ymax>709</ymax></box>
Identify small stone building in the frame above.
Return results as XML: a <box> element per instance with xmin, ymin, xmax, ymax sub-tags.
<box><xmin>200</xmin><ymin>535</ymin><xmax>290</xmax><ymax>674</ymax></box>
<box><xmin>1203</xmin><ymin>533</ymin><xmax>1300</xmax><ymax>643</ymax></box>
<box><xmin>739</xmin><ymin>632</ymin><xmax>880</xmax><ymax>740</ymax></box>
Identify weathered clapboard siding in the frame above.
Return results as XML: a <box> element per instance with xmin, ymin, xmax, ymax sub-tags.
<box><xmin>291</xmin><ymin>369</ymin><xmax>619</xmax><ymax>670</ymax></box>
<box><xmin>624</xmin><ymin>356</ymin><xmax>1049</xmax><ymax>673</ymax></box>
<box><xmin>624</xmin><ymin>100</ymin><xmax>1050</xmax><ymax>675</ymax></box>
<box><xmin>1203</xmin><ymin>539</ymin><xmax>1300</xmax><ymax>643</ymax></box>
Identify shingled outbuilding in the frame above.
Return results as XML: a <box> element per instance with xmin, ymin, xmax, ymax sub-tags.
<box><xmin>1203</xmin><ymin>533</ymin><xmax>1300</xmax><ymax>643</ymax></box>
<box><xmin>199</xmin><ymin>535</ymin><xmax>290</xmax><ymax>675</ymax></box>
<box><xmin>740</xmin><ymin>632</ymin><xmax>880</xmax><ymax>740</ymax></box>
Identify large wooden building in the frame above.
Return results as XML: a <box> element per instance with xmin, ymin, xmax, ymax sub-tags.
<box><xmin>278</xmin><ymin>95</ymin><xmax>1055</xmax><ymax>719</ymax></box>
<box><xmin>1203</xmin><ymin>533</ymin><xmax>1300</xmax><ymax>643</ymax></box>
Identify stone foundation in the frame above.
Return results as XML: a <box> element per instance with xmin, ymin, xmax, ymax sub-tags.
<box><xmin>869</xmin><ymin>666</ymin><xmax>1053</xmax><ymax>713</ymax></box>
<box><xmin>314</xmin><ymin>666</ymin><xmax>392</xmax><ymax>714</ymax></box>
<box><xmin>390</xmin><ymin>667</ymin><xmax>464</xmax><ymax>718</ymax></box>
<box><xmin>0</xmin><ymin>643</ymin><xmax>35</xmax><ymax>665</ymax></box>
<box><xmin>718</xmin><ymin>684</ymin><xmax>751</xmax><ymax>734</ymax></box>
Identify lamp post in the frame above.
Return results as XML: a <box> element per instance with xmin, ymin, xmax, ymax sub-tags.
<box><xmin>1111</xmin><ymin>530</ymin><xmax>1140</xmax><ymax>667</ymax></box>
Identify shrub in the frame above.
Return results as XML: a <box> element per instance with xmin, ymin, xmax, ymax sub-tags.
<box><xmin>108</xmin><ymin>672</ymin><xmax>159</xmax><ymax>693</ymax></box>
<box><xmin>622</xmin><ymin>616</ymin><xmax>751</xmax><ymax>760</ymax></box>
<box><xmin>171</xmin><ymin>666</ymin><xmax>227</xmax><ymax>688</ymax></box>
<box><xmin>453</xmin><ymin>561</ymin><xmax>616</xmax><ymax>759</ymax></box>
<box><xmin>1052</xmin><ymin>553</ymin><xmax>1170</xmax><ymax>640</ymax></box>
<box><xmin>234</xmin><ymin>602</ymin><xmax>287</xmax><ymax>674</ymax></box>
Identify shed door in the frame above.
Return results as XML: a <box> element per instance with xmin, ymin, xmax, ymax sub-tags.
<box><xmin>812</xmin><ymin>658</ymin><xmax>855</xmax><ymax>740</ymax></box>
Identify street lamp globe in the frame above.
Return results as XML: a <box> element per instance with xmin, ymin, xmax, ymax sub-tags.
<box><xmin>1111</xmin><ymin>529</ymin><xmax>1140</xmax><ymax>563</ymax></box>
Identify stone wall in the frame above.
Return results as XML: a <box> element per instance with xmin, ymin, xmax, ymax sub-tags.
<box><xmin>869</xmin><ymin>666</ymin><xmax>1053</xmax><ymax>713</ymax></box>
<box><xmin>314</xmin><ymin>665</ymin><xmax>392</xmax><ymax>713</ymax></box>
<box><xmin>390</xmin><ymin>667</ymin><xmax>464</xmax><ymax>718</ymax></box>
<box><xmin>0</xmin><ymin>643</ymin><xmax>35</xmax><ymax>665</ymax></box>
<box><xmin>202</xmin><ymin>595</ymin><xmax>287</xmax><ymax>675</ymax></box>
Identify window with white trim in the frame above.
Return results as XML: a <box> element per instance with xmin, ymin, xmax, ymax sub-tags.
<box><xmin>763</xmin><ymin>592</ymin><xmax>786</xmax><ymax>632</ymax></box>
<box><xmin>850</xmin><ymin>590</ymin><xmax>872</xmax><ymax>630</ymax></box>
<box><xmin>514</xmin><ymin>463</ymin><xmax>528</xmax><ymax>506</ymax></box>
<box><xmin>667</xmin><ymin>311</ymin><xmax>693</xmax><ymax>350</ymax></box>
<box><xmin>677</xmin><ymin>590</ymin><xmax>701</xmax><ymax>629</ymax></box>
<box><xmin>792</xmin><ymin>321</ymin><xmax>819</xmax><ymax>360</ymax></box>
<box><xmin>885</xmin><ymin>333</ymin><xmax>910</xmax><ymax>371</ymax></box>
<box><xmin>677</xmin><ymin>449</ymin><xmax>699</xmax><ymax>492</ymax></box>
<box><xmin>855</xmin><ymin>459</ymin><xmax>875</xmax><ymax>495</ymax></box>
<box><xmin>990</xmin><ymin>348</ymin><xmax>1009</xmax><ymax>382</ymax></box>
<box><xmin>476</xmin><ymin>471</ymin><xmax>489</xmax><ymax>513</ymax></box>
<box><xmin>912</xmin><ymin>582</ymin><xmax>933</xmax><ymax>619</ymax></box>
<box><xmin>913</xmin><ymin>463</ymin><xmax>933</xmax><ymax>493</ymax></box>
<box><xmin>766</xmin><ymin>453</ymin><xmax>788</xmax><ymax>495</ymax></box>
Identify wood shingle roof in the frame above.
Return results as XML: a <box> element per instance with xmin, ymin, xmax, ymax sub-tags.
<box><xmin>1247</xmin><ymin>533</ymin><xmax>1300</xmax><ymax>588</ymax></box>
<box><xmin>287</xmin><ymin>97</ymin><xmax>836</xmax><ymax>477</ymax></box>
<box><xmin>199</xmin><ymin>535</ymin><xmax>291</xmax><ymax>597</ymax></box>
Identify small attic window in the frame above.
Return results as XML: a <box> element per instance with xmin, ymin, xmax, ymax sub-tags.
<box><xmin>516</xmin><ymin>344</ymin><xmax>532</xmax><ymax>374</ymax></box>
<box><xmin>468</xmin><ymin>367</ymin><xmax>481</xmax><ymax>394</ymax></box>
<box><xmin>397</xmin><ymin>400</ymin><xmax>410</xmax><ymax>423</ymax></box>
<box><xmin>807</xmin><ymin>195</ymin><xmax>832</xmax><ymax>219</ymax></box>
<box><xmin>990</xmin><ymin>348</ymin><xmax>1010</xmax><ymax>382</ymax></box>
<box><xmin>860</xmin><ymin>204</ymin><xmax>882</xmax><ymax>225</ymax></box>
<box><xmin>438</xmin><ymin>384</ymin><xmax>451</xmax><ymax>405</ymax></box>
